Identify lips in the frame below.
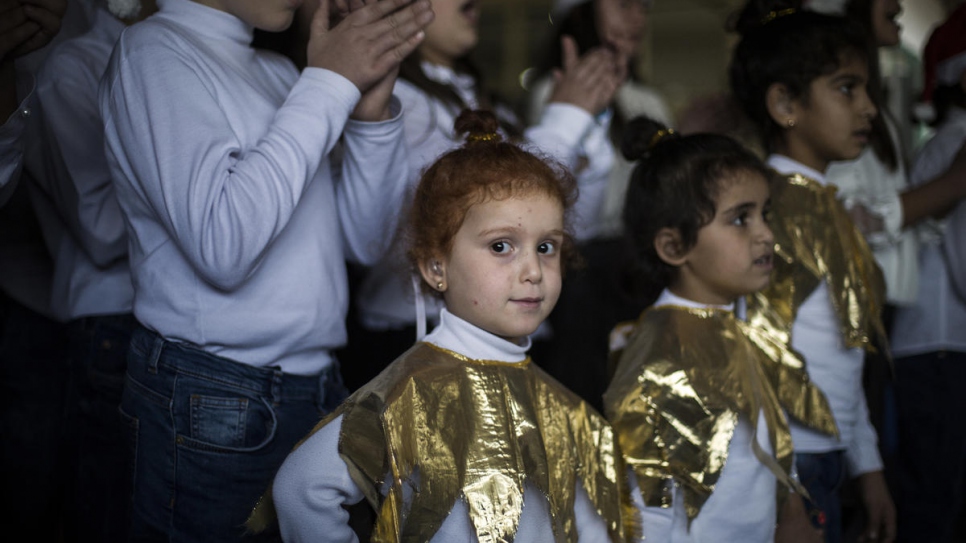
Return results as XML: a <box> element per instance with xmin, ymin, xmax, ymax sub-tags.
<box><xmin>511</xmin><ymin>297</ymin><xmax>543</xmax><ymax>309</ymax></box>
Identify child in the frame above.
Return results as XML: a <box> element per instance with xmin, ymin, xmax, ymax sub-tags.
<box><xmin>345</xmin><ymin>0</ymin><xmax>626</xmax><ymax>389</ymax></box>
<box><xmin>98</xmin><ymin>0</ymin><xmax>434</xmax><ymax>540</ymax></box>
<box><xmin>729</xmin><ymin>3</ymin><xmax>895</xmax><ymax>542</ymax></box>
<box><xmin>250</xmin><ymin>109</ymin><xmax>630</xmax><ymax>542</ymax></box>
<box><xmin>602</xmin><ymin>116</ymin><xmax>834</xmax><ymax>542</ymax></box>
<box><xmin>890</xmin><ymin>5</ymin><xmax>966</xmax><ymax>539</ymax></box>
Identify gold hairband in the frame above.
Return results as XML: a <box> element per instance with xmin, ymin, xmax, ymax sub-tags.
<box><xmin>467</xmin><ymin>132</ymin><xmax>498</xmax><ymax>143</ymax></box>
<box><xmin>761</xmin><ymin>8</ymin><xmax>796</xmax><ymax>25</ymax></box>
<box><xmin>648</xmin><ymin>128</ymin><xmax>675</xmax><ymax>149</ymax></box>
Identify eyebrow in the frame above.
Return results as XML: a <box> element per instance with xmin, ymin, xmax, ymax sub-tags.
<box><xmin>722</xmin><ymin>201</ymin><xmax>758</xmax><ymax>216</ymax></box>
<box><xmin>477</xmin><ymin>227</ymin><xmax>567</xmax><ymax>239</ymax></box>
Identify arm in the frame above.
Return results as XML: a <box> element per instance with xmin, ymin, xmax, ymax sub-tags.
<box><xmin>943</xmin><ymin>201</ymin><xmax>966</xmax><ymax>300</ymax></box>
<box><xmin>34</xmin><ymin>53</ymin><xmax>126</xmax><ymax>266</ymax></box>
<box><xmin>101</xmin><ymin>48</ymin><xmax>358</xmax><ymax>290</ymax></box>
<box><xmin>0</xmin><ymin>72</ymin><xmax>31</xmax><ymax>206</ymax></box>
<box><xmin>272</xmin><ymin>415</ymin><xmax>365</xmax><ymax>543</ymax></box>
<box><xmin>844</xmin><ymin>390</ymin><xmax>895</xmax><ymax>543</ymax></box>
<box><xmin>336</xmin><ymin>99</ymin><xmax>410</xmax><ymax>265</ymax></box>
<box><xmin>901</xmin><ymin>139</ymin><xmax>966</xmax><ymax>228</ymax></box>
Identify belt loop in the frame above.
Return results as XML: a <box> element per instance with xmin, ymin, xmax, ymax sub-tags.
<box><xmin>271</xmin><ymin>368</ymin><xmax>283</xmax><ymax>405</ymax></box>
<box><xmin>147</xmin><ymin>332</ymin><xmax>165</xmax><ymax>374</ymax></box>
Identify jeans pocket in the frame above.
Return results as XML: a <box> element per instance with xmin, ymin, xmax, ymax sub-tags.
<box><xmin>176</xmin><ymin>389</ymin><xmax>278</xmax><ymax>453</ymax></box>
<box><xmin>118</xmin><ymin>405</ymin><xmax>139</xmax><ymax>501</ymax></box>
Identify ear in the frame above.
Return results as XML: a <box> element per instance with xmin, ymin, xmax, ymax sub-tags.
<box><xmin>765</xmin><ymin>82</ymin><xmax>798</xmax><ymax>128</ymax></box>
<box><xmin>654</xmin><ymin>227</ymin><xmax>689</xmax><ymax>267</ymax></box>
<box><xmin>417</xmin><ymin>257</ymin><xmax>447</xmax><ymax>293</ymax></box>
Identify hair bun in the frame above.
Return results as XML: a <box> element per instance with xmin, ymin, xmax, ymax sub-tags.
<box><xmin>454</xmin><ymin>109</ymin><xmax>503</xmax><ymax>145</ymax></box>
<box><xmin>620</xmin><ymin>116</ymin><xmax>678</xmax><ymax>161</ymax></box>
<box><xmin>728</xmin><ymin>0</ymin><xmax>802</xmax><ymax>35</ymax></box>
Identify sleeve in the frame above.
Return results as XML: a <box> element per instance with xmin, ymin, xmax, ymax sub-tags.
<box><xmin>628</xmin><ymin>467</ymin><xmax>674</xmax><ymax>543</ymax></box>
<box><xmin>844</xmin><ymin>387</ymin><xmax>884</xmax><ymax>476</ymax></box>
<box><xmin>272</xmin><ymin>414</ymin><xmax>365</xmax><ymax>543</ymax></box>
<box><xmin>336</xmin><ymin>96</ymin><xmax>410</xmax><ymax>265</ymax></box>
<box><xmin>0</xmin><ymin>81</ymin><xmax>34</xmax><ymax>207</ymax></box>
<box><xmin>100</xmin><ymin>45</ymin><xmax>359</xmax><ymax>290</ymax></box>
<box><xmin>942</xmin><ymin>200</ymin><xmax>966</xmax><ymax>301</ymax></box>
<box><xmin>34</xmin><ymin>54</ymin><xmax>126</xmax><ymax>266</ymax></box>
<box><xmin>524</xmin><ymin>102</ymin><xmax>611</xmax><ymax>241</ymax></box>
<box><xmin>574</xmin><ymin>480</ymin><xmax>612</xmax><ymax>543</ymax></box>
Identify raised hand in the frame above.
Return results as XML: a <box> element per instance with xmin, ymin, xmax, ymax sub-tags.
<box><xmin>306</xmin><ymin>0</ymin><xmax>434</xmax><ymax>94</ymax></box>
<box><xmin>548</xmin><ymin>35</ymin><xmax>626</xmax><ymax>117</ymax></box>
<box><xmin>6</xmin><ymin>0</ymin><xmax>67</xmax><ymax>59</ymax></box>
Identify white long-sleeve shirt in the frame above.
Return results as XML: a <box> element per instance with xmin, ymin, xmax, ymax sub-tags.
<box><xmin>100</xmin><ymin>0</ymin><xmax>408</xmax><ymax>375</ymax></box>
<box><xmin>630</xmin><ymin>289</ymin><xmax>779</xmax><ymax>543</ymax></box>
<box><xmin>891</xmin><ymin>107</ymin><xmax>966</xmax><ymax>357</ymax></box>
<box><xmin>356</xmin><ymin>62</ymin><xmax>611</xmax><ymax>332</ymax></box>
<box><xmin>767</xmin><ymin>155</ymin><xmax>883</xmax><ymax>476</ymax></box>
<box><xmin>28</xmin><ymin>7</ymin><xmax>133</xmax><ymax>319</ymax></box>
<box><xmin>271</xmin><ymin>308</ymin><xmax>612</xmax><ymax>543</ymax></box>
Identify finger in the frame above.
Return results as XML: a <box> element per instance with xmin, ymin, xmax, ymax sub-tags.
<box><xmin>368</xmin><ymin>1</ymin><xmax>433</xmax><ymax>56</ymax></box>
<box><xmin>560</xmin><ymin>35</ymin><xmax>578</xmax><ymax>72</ymax></box>
<box><xmin>312</xmin><ymin>0</ymin><xmax>331</xmax><ymax>34</ymax></box>
<box><xmin>355</xmin><ymin>0</ymin><xmax>428</xmax><ymax>26</ymax></box>
<box><xmin>17</xmin><ymin>0</ymin><xmax>66</xmax><ymax>17</ymax></box>
<box><xmin>0</xmin><ymin>5</ymin><xmax>28</xmax><ymax>34</ymax></box>
<box><xmin>0</xmin><ymin>23</ymin><xmax>38</xmax><ymax>59</ymax></box>
<box><xmin>10</xmin><ymin>26</ymin><xmax>53</xmax><ymax>58</ymax></box>
<box><xmin>378</xmin><ymin>20</ymin><xmax>426</xmax><ymax>68</ymax></box>
<box><xmin>22</xmin><ymin>4</ymin><xmax>63</xmax><ymax>37</ymax></box>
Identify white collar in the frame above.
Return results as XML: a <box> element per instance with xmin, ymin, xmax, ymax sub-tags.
<box><xmin>766</xmin><ymin>154</ymin><xmax>827</xmax><ymax>185</ymax></box>
<box><xmin>423</xmin><ymin>309</ymin><xmax>530</xmax><ymax>363</ymax></box>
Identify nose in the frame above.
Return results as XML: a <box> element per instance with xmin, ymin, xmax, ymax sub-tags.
<box><xmin>860</xmin><ymin>88</ymin><xmax>878</xmax><ymax>121</ymax></box>
<box><xmin>759</xmin><ymin>219</ymin><xmax>775</xmax><ymax>247</ymax></box>
<box><xmin>519</xmin><ymin>250</ymin><xmax>543</xmax><ymax>284</ymax></box>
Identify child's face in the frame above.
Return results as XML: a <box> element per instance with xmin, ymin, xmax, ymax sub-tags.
<box><xmin>438</xmin><ymin>191</ymin><xmax>564</xmax><ymax>344</ymax></box>
<box><xmin>195</xmin><ymin>0</ymin><xmax>299</xmax><ymax>32</ymax></box>
<box><xmin>786</xmin><ymin>54</ymin><xmax>877</xmax><ymax>172</ymax></box>
<box><xmin>420</xmin><ymin>0</ymin><xmax>480</xmax><ymax>67</ymax></box>
<box><xmin>671</xmin><ymin>171</ymin><xmax>774</xmax><ymax>306</ymax></box>
<box><xmin>871</xmin><ymin>0</ymin><xmax>902</xmax><ymax>48</ymax></box>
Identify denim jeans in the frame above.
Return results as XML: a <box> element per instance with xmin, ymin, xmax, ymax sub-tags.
<box><xmin>0</xmin><ymin>291</ymin><xmax>70</xmax><ymax>541</ymax></box>
<box><xmin>796</xmin><ymin>450</ymin><xmax>847</xmax><ymax>543</ymax></box>
<box><xmin>63</xmin><ymin>313</ymin><xmax>137</xmax><ymax>543</ymax></box>
<box><xmin>121</xmin><ymin>325</ymin><xmax>348</xmax><ymax>543</ymax></box>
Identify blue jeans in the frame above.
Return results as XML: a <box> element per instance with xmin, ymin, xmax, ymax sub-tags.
<box><xmin>121</xmin><ymin>325</ymin><xmax>348</xmax><ymax>543</ymax></box>
<box><xmin>796</xmin><ymin>450</ymin><xmax>847</xmax><ymax>543</ymax></box>
<box><xmin>63</xmin><ymin>313</ymin><xmax>137</xmax><ymax>543</ymax></box>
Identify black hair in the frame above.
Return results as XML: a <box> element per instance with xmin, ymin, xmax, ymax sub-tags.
<box><xmin>843</xmin><ymin>0</ymin><xmax>900</xmax><ymax>170</ymax></box>
<box><xmin>621</xmin><ymin>116</ymin><xmax>771</xmax><ymax>300</ymax></box>
<box><xmin>728</xmin><ymin>1</ymin><xmax>870</xmax><ymax>153</ymax></box>
<box><xmin>537</xmin><ymin>0</ymin><xmax>641</xmax><ymax>147</ymax></box>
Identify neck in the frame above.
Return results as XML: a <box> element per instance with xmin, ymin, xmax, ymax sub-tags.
<box><xmin>773</xmin><ymin>142</ymin><xmax>828</xmax><ymax>175</ymax></box>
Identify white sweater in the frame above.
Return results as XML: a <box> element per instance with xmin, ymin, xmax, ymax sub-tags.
<box><xmin>100</xmin><ymin>0</ymin><xmax>408</xmax><ymax>375</ymax></box>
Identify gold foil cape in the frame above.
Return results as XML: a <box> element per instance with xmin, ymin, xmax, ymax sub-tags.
<box><xmin>749</xmin><ymin>172</ymin><xmax>888</xmax><ymax>357</ymax></box>
<box><xmin>250</xmin><ymin>343</ymin><xmax>632</xmax><ymax>542</ymax></box>
<box><xmin>603</xmin><ymin>306</ymin><xmax>837</xmax><ymax>522</ymax></box>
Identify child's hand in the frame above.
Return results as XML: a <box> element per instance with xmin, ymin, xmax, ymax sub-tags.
<box><xmin>775</xmin><ymin>494</ymin><xmax>824</xmax><ymax>543</ymax></box>
<box><xmin>846</xmin><ymin>203</ymin><xmax>885</xmax><ymax>236</ymax></box>
<box><xmin>0</xmin><ymin>0</ymin><xmax>65</xmax><ymax>61</ymax></box>
<box><xmin>857</xmin><ymin>470</ymin><xmax>896</xmax><ymax>543</ymax></box>
<box><xmin>548</xmin><ymin>35</ymin><xmax>626</xmax><ymax>117</ymax></box>
<box><xmin>306</xmin><ymin>0</ymin><xmax>434</xmax><ymax>94</ymax></box>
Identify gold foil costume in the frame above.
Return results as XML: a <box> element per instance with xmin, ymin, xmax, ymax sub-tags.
<box><xmin>748</xmin><ymin>172</ymin><xmax>888</xmax><ymax>355</ymax></box>
<box><xmin>603</xmin><ymin>305</ymin><xmax>837</xmax><ymax>522</ymax></box>
<box><xmin>250</xmin><ymin>342</ymin><xmax>631</xmax><ymax>542</ymax></box>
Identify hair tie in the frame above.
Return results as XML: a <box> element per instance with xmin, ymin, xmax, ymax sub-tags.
<box><xmin>761</xmin><ymin>8</ymin><xmax>796</xmax><ymax>25</ymax></box>
<box><xmin>467</xmin><ymin>132</ymin><xmax>499</xmax><ymax>143</ymax></box>
<box><xmin>648</xmin><ymin>128</ymin><xmax>675</xmax><ymax>149</ymax></box>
